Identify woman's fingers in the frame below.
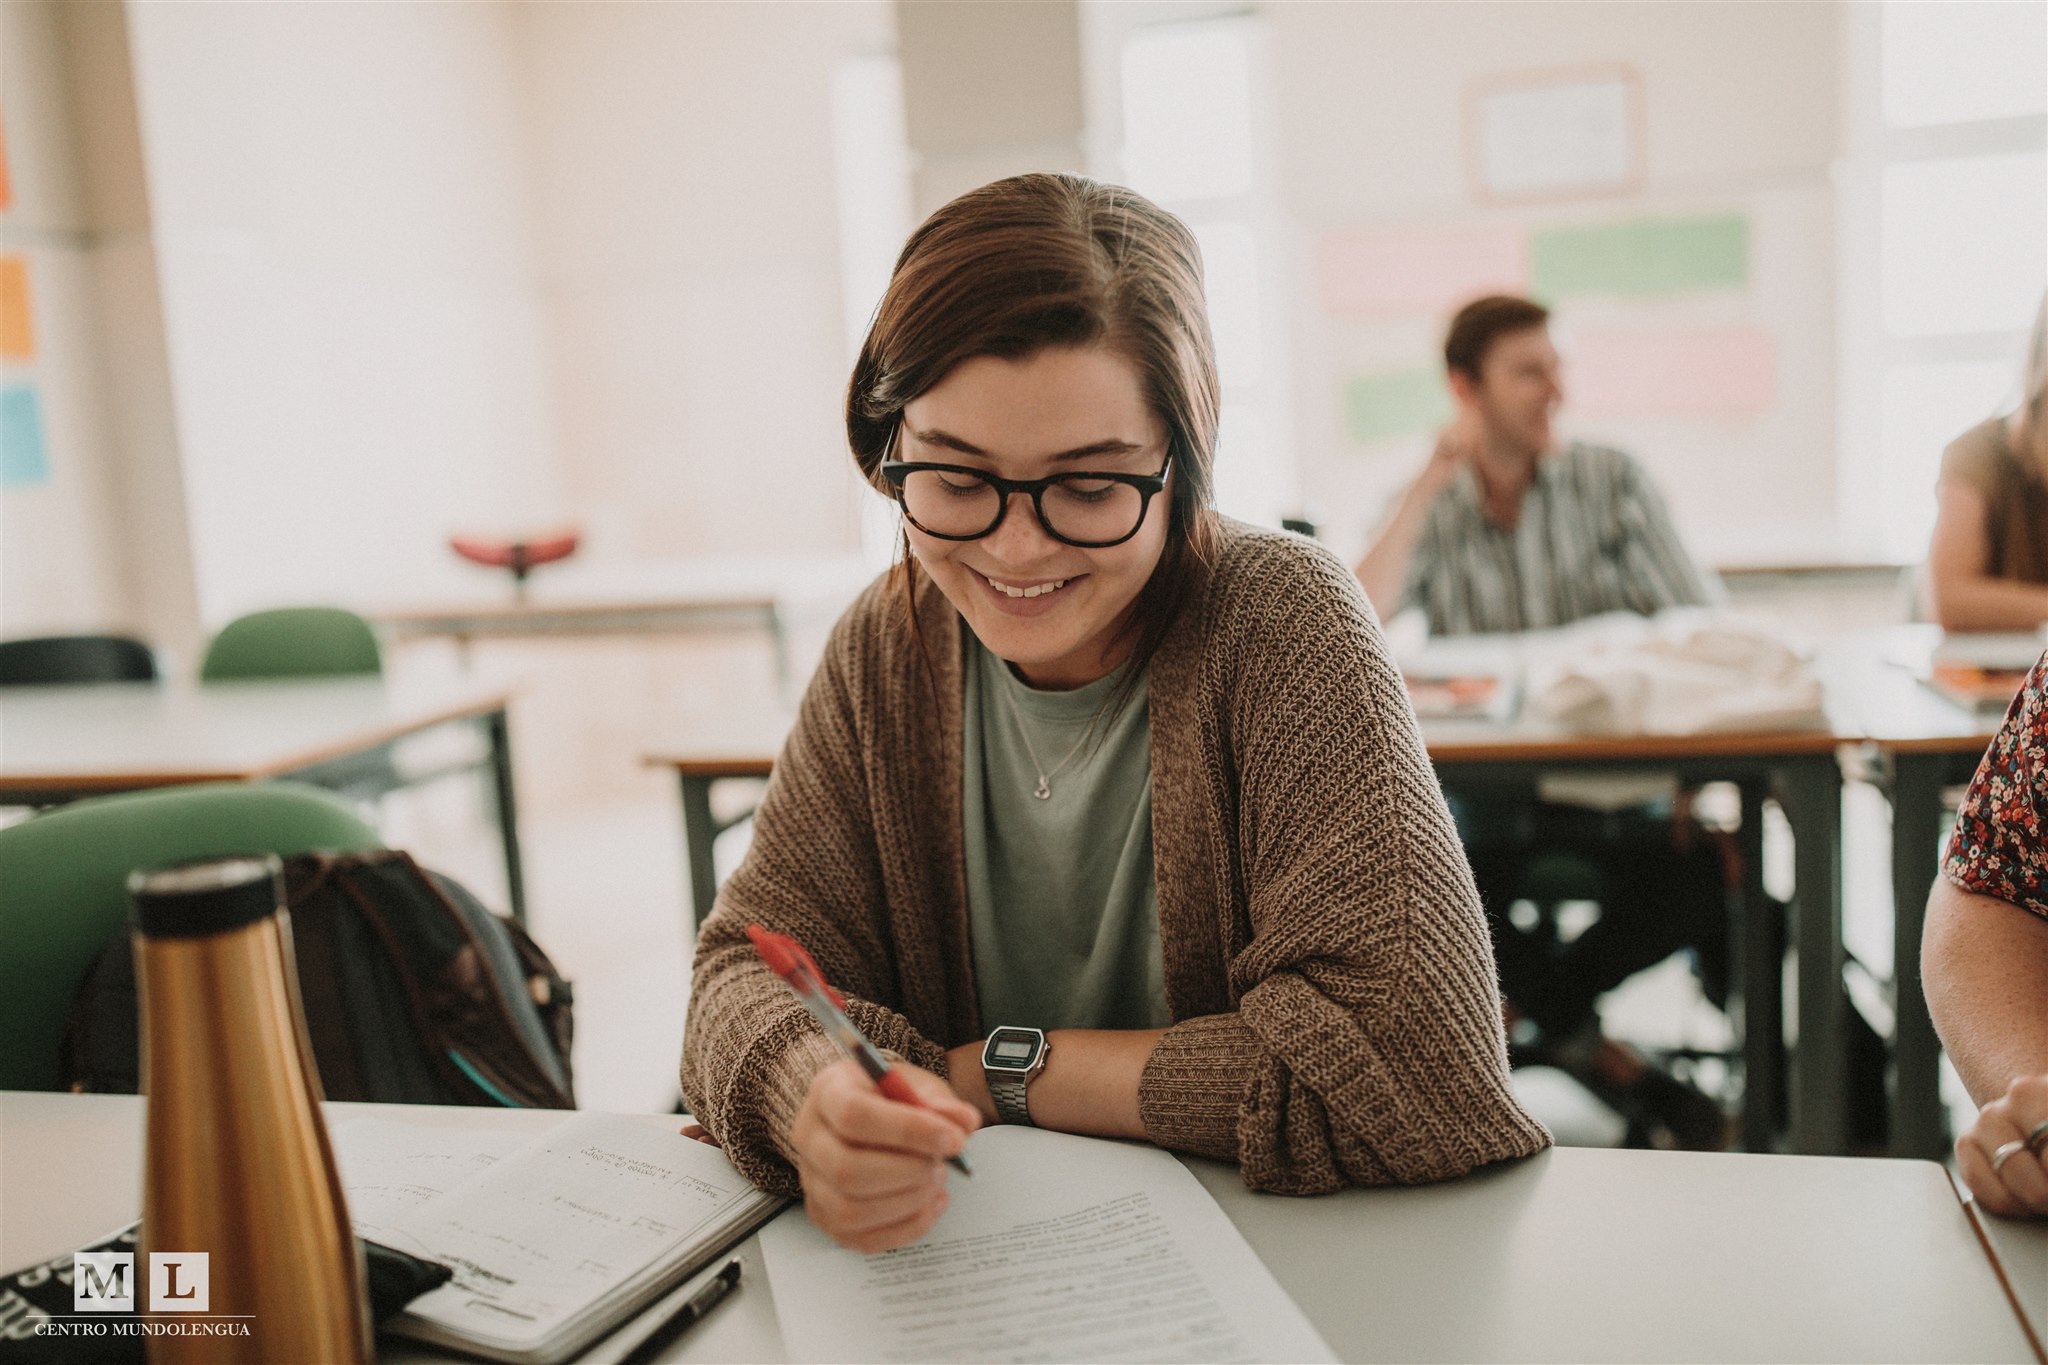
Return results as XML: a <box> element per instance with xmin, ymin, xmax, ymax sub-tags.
<box><xmin>1958</xmin><ymin>1077</ymin><xmax>2048</xmax><ymax>1219</ymax></box>
<box><xmin>805</xmin><ymin>1167</ymin><xmax>949</xmax><ymax>1243</ymax></box>
<box><xmin>791</xmin><ymin>1060</ymin><xmax>967</xmax><ymax>1250</ymax></box>
<box><xmin>812</xmin><ymin>1063</ymin><xmax>973</xmax><ymax>1162</ymax></box>
<box><xmin>834</xmin><ymin>1193</ymin><xmax>952</xmax><ymax>1254</ymax></box>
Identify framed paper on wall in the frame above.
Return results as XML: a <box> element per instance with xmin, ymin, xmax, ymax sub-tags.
<box><xmin>1466</xmin><ymin>64</ymin><xmax>1645</xmax><ymax>203</ymax></box>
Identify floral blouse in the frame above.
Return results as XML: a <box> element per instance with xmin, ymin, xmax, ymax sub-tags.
<box><xmin>1945</xmin><ymin>653</ymin><xmax>2048</xmax><ymax>919</ymax></box>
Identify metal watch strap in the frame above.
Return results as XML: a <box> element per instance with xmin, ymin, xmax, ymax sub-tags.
<box><xmin>989</xmin><ymin>1070</ymin><xmax>1035</xmax><ymax>1126</ymax></box>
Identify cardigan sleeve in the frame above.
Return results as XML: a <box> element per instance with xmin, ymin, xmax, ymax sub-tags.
<box><xmin>677</xmin><ymin>593</ymin><xmax>953</xmax><ymax>1196</ymax></box>
<box><xmin>1137</xmin><ymin>537</ymin><xmax>1551</xmax><ymax>1193</ymax></box>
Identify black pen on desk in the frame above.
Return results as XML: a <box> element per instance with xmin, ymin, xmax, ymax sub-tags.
<box><xmin>617</xmin><ymin>1258</ymin><xmax>743</xmax><ymax>1365</ymax></box>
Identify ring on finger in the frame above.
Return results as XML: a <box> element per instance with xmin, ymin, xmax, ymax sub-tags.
<box><xmin>2028</xmin><ymin>1119</ymin><xmax>2048</xmax><ymax>1155</ymax></box>
<box><xmin>1991</xmin><ymin>1138</ymin><xmax>2030</xmax><ymax>1174</ymax></box>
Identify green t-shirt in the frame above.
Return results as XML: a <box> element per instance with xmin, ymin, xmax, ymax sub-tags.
<box><xmin>962</xmin><ymin>641</ymin><xmax>1170</xmax><ymax>1032</ymax></box>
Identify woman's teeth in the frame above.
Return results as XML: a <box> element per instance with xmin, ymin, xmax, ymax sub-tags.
<box><xmin>987</xmin><ymin>575</ymin><xmax>1069</xmax><ymax>599</ymax></box>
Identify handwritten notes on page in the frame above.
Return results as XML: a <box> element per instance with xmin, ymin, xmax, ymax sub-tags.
<box><xmin>761</xmin><ymin>1126</ymin><xmax>1333</xmax><ymax>1364</ymax></box>
<box><xmin>333</xmin><ymin>1113</ymin><xmax>784</xmax><ymax>1365</ymax></box>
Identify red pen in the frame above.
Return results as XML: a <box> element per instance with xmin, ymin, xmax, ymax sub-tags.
<box><xmin>746</xmin><ymin>923</ymin><xmax>974</xmax><ymax>1177</ymax></box>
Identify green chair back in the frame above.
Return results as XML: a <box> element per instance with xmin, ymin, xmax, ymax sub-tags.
<box><xmin>0</xmin><ymin>781</ymin><xmax>382</xmax><ymax>1090</ymax></box>
<box><xmin>200</xmin><ymin>607</ymin><xmax>383</xmax><ymax>681</ymax></box>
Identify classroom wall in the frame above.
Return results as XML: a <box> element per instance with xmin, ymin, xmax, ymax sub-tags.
<box><xmin>0</xmin><ymin>2</ymin><xmax>139</xmax><ymax>642</ymax></box>
<box><xmin>507</xmin><ymin>0</ymin><xmax>893</xmax><ymax>564</ymax></box>
<box><xmin>120</xmin><ymin>0</ymin><xmax>565</xmax><ymax>625</ymax></box>
<box><xmin>1268</xmin><ymin>1</ymin><xmax>1844</xmax><ymax>566</ymax></box>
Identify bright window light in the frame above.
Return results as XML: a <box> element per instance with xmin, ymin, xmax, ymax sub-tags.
<box><xmin>1881</xmin><ymin>151</ymin><xmax>2048</xmax><ymax>337</ymax></box>
<box><xmin>1882</xmin><ymin>1</ymin><xmax>2048</xmax><ymax>129</ymax></box>
<box><xmin>1193</xmin><ymin>222</ymin><xmax>1264</xmax><ymax>390</ymax></box>
<box><xmin>830</xmin><ymin>53</ymin><xmax>914</xmax><ymax>364</ymax></box>
<box><xmin>1121</xmin><ymin>21</ymin><xmax>1255</xmax><ymax>203</ymax></box>
<box><xmin>1878</xmin><ymin>358</ymin><xmax>2023</xmax><ymax>555</ymax></box>
<box><xmin>830</xmin><ymin>53</ymin><xmax>915</xmax><ymax>572</ymax></box>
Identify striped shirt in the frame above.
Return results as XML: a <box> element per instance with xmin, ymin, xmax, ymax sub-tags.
<box><xmin>1402</xmin><ymin>442</ymin><xmax>1714</xmax><ymax>636</ymax></box>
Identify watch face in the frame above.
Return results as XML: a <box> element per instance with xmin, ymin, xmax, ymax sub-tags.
<box><xmin>983</xmin><ymin>1027</ymin><xmax>1045</xmax><ymax>1073</ymax></box>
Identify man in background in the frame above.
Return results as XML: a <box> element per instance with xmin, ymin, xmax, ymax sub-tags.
<box><xmin>1356</xmin><ymin>294</ymin><xmax>1710</xmax><ymax>631</ymax></box>
<box><xmin>1355</xmin><ymin>295</ymin><xmax>1730</xmax><ymax>1149</ymax></box>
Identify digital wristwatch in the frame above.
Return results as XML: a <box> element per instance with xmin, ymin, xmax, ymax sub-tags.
<box><xmin>980</xmin><ymin>1026</ymin><xmax>1049</xmax><ymax>1126</ymax></box>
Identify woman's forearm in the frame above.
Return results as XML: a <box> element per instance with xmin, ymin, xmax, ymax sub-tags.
<box><xmin>1925</xmin><ymin>570</ymin><xmax>2048</xmax><ymax>632</ymax></box>
<box><xmin>946</xmin><ymin>1028</ymin><xmax>1168</xmax><ymax>1140</ymax></box>
<box><xmin>1923</xmin><ymin>877</ymin><xmax>2048</xmax><ymax>1104</ymax></box>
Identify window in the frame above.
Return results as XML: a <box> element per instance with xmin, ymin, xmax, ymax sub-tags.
<box><xmin>829</xmin><ymin>52</ymin><xmax>916</xmax><ymax>571</ymax></box>
<box><xmin>1115</xmin><ymin>14</ymin><xmax>1295</xmax><ymax>530</ymax></box>
<box><xmin>1837</xmin><ymin>2</ymin><xmax>2048</xmax><ymax>560</ymax></box>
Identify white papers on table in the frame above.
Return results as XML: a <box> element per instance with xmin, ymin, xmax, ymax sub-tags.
<box><xmin>760</xmin><ymin>1126</ymin><xmax>1333</xmax><ymax>1365</ymax></box>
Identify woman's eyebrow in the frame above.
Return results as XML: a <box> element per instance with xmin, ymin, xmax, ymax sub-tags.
<box><xmin>909</xmin><ymin>427</ymin><xmax>1146</xmax><ymax>462</ymax></box>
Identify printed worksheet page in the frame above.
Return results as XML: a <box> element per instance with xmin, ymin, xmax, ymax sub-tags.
<box><xmin>760</xmin><ymin>1127</ymin><xmax>1333</xmax><ymax>1364</ymax></box>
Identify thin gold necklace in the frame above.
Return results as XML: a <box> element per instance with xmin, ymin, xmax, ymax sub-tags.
<box><xmin>997</xmin><ymin>679</ymin><xmax>1090</xmax><ymax>800</ymax></box>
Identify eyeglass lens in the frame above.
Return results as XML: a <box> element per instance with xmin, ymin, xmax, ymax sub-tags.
<box><xmin>898</xmin><ymin>468</ymin><xmax>1147</xmax><ymax>544</ymax></box>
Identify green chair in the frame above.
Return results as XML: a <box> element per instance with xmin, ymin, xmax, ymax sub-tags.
<box><xmin>0</xmin><ymin>781</ymin><xmax>382</xmax><ymax>1091</ymax></box>
<box><xmin>200</xmin><ymin>607</ymin><xmax>383</xmax><ymax>681</ymax></box>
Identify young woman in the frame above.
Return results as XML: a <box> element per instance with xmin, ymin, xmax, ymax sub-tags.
<box><xmin>1926</xmin><ymin>294</ymin><xmax>2048</xmax><ymax>630</ymax></box>
<box><xmin>679</xmin><ymin>174</ymin><xmax>1548</xmax><ymax>1253</ymax></box>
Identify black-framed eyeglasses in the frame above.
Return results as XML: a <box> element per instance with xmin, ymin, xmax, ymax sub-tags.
<box><xmin>879</xmin><ymin>455</ymin><xmax>1172</xmax><ymax>548</ymax></box>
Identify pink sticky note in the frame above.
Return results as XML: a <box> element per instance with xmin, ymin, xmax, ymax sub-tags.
<box><xmin>1565</xmin><ymin>328</ymin><xmax>1777</xmax><ymax>416</ymax></box>
<box><xmin>1319</xmin><ymin>226</ymin><xmax>1528</xmax><ymax>317</ymax></box>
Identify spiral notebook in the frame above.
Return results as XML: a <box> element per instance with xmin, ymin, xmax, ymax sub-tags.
<box><xmin>334</xmin><ymin>1112</ymin><xmax>785</xmax><ymax>1365</ymax></box>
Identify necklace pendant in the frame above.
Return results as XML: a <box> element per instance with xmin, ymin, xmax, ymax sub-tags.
<box><xmin>1033</xmin><ymin>777</ymin><xmax>1051</xmax><ymax>800</ymax></box>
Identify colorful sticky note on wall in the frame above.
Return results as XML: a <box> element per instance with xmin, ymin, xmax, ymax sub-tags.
<box><xmin>1530</xmin><ymin>214</ymin><xmax>1748</xmax><ymax>298</ymax></box>
<box><xmin>1344</xmin><ymin>368</ymin><xmax>1452</xmax><ymax>445</ymax></box>
<box><xmin>1566</xmin><ymin>327</ymin><xmax>1777</xmax><ymax>417</ymax></box>
<box><xmin>0</xmin><ymin>257</ymin><xmax>35</xmax><ymax>360</ymax></box>
<box><xmin>1</xmin><ymin>384</ymin><xmax>50</xmax><ymax>486</ymax></box>
<box><xmin>1320</xmin><ymin>226</ymin><xmax>1528</xmax><ymax>317</ymax></box>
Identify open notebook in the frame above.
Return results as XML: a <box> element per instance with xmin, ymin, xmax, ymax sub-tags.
<box><xmin>334</xmin><ymin>1112</ymin><xmax>785</xmax><ymax>1365</ymax></box>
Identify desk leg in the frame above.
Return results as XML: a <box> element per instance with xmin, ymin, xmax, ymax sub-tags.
<box><xmin>679</xmin><ymin>775</ymin><xmax>720</xmax><ymax>931</ymax></box>
<box><xmin>484</xmin><ymin>708</ymin><xmax>528</xmax><ymax>926</ymax></box>
<box><xmin>1737</xmin><ymin>779</ymin><xmax>1783</xmax><ymax>1152</ymax></box>
<box><xmin>1779</xmin><ymin>755</ymin><xmax>1846</xmax><ymax>1154</ymax></box>
<box><xmin>1890</xmin><ymin>752</ymin><xmax>1949</xmax><ymax>1160</ymax></box>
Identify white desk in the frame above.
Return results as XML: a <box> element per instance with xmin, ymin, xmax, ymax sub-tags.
<box><xmin>2</xmin><ymin>1093</ymin><xmax>2036</xmax><ymax>1363</ymax></box>
<box><xmin>0</xmin><ymin>676</ymin><xmax>526</xmax><ymax>920</ymax></box>
<box><xmin>1970</xmin><ymin>1191</ymin><xmax>2048</xmax><ymax>1361</ymax></box>
<box><xmin>375</xmin><ymin>555</ymin><xmax>869</xmax><ymax>687</ymax></box>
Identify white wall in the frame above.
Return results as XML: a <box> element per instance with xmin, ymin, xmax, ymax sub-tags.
<box><xmin>122</xmin><ymin>0</ymin><xmax>564</xmax><ymax>626</ymax></box>
<box><xmin>0</xmin><ymin>1</ymin><xmax>134</xmax><ymax>639</ymax></box>
<box><xmin>508</xmin><ymin>0</ymin><xmax>894</xmax><ymax>564</ymax></box>
<box><xmin>1268</xmin><ymin>1</ymin><xmax>1844</xmax><ymax>564</ymax></box>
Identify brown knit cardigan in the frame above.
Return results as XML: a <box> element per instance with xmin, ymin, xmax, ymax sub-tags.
<box><xmin>679</xmin><ymin>521</ymin><xmax>1550</xmax><ymax>1196</ymax></box>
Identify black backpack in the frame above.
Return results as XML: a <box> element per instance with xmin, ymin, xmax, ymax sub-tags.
<box><xmin>62</xmin><ymin>849</ymin><xmax>575</xmax><ymax>1108</ymax></box>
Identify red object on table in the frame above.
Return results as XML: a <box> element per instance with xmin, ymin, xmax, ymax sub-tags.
<box><xmin>448</xmin><ymin>528</ymin><xmax>581</xmax><ymax>588</ymax></box>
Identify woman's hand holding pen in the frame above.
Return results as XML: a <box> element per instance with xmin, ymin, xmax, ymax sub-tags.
<box><xmin>791</xmin><ymin>1059</ymin><xmax>980</xmax><ymax>1252</ymax></box>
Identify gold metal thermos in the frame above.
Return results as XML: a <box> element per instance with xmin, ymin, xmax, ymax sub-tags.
<box><xmin>131</xmin><ymin>855</ymin><xmax>372</xmax><ymax>1364</ymax></box>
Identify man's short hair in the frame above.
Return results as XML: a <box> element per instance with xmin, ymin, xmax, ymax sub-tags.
<box><xmin>1444</xmin><ymin>295</ymin><xmax>1550</xmax><ymax>380</ymax></box>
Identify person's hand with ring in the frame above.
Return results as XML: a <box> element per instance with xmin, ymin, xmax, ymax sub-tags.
<box><xmin>1955</xmin><ymin>1074</ymin><xmax>2048</xmax><ymax>1218</ymax></box>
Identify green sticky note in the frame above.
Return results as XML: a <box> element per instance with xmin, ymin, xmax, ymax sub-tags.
<box><xmin>0</xmin><ymin>383</ymin><xmax>49</xmax><ymax>487</ymax></box>
<box><xmin>1530</xmin><ymin>214</ymin><xmax>1748</xmax><ymax>298</ymax></box>
<box><xmin>1343</xmin><ymin>369</ymin><xmax>1451</xmax><ymax>445</ymax></box>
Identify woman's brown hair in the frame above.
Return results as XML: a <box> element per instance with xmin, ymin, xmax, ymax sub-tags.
<box><xmin>846</xmin><ymin>172</ymin><xmax>1223</xmax><ymax>705</ymax></box>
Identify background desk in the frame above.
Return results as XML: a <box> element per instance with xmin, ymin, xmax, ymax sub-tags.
<box><xmin>0</xmin><ymin>677</ymin><xmax>526</xmax><ymax>922</ymax></box>
<box><xmin>376</xmin><ymin>555</ymin><xmax>868</xmax><ymax>688</ymax></box>
<box><xmin>1</xmin><ymin>1093</ymin><xmax>2035</xmax><ymax>1364</ymax></box>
